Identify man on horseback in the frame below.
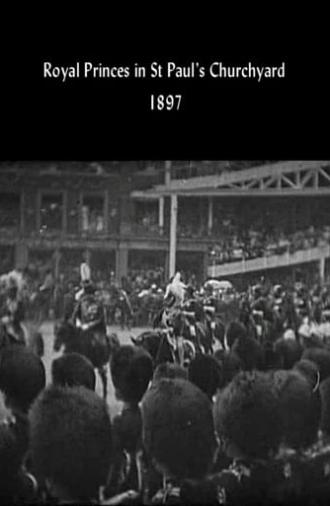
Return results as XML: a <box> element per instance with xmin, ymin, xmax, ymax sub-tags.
<box><xmin>164</xmin><ymin>272</ymin><xmax>187</xmax><ymax>308</ymax></box>
<box><xmin>0</xmin><ymin>277</ymin><xmax>26</xmax><ymax>346</ymax></box>
<box><xmin>161</xmin><ymin>273</ymin><xmax>189</xmax><ymax>366</ymax></box>
<box><xmin>71</xmin><ymin>280</ymin><xmax>106</xmax><ymax>335</ymax></box>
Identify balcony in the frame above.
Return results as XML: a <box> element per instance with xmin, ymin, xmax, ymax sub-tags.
<box><xmin>208</xmin><ymin>244</ymin><xmax>330</xmax><ymax>278</ymax></box>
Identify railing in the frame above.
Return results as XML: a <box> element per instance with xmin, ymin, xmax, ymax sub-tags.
<box><xmin>208</xmin><ymin>245</ymin><xmax>330</xmax><ymax>277</ymax></box>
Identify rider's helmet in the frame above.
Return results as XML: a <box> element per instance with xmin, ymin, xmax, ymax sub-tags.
<box><xmin>274</xmin><ymin>284</ymin><xmax>283</xmax><ymax>299</ymax></box>
<box><xmin>7</xmin><ymin>277</ymin><xmax>18</xmax><ymax>299</ymax></box>
<box><xmin>82</xmin><ymin>280</ymin><xmax>95</xmax><ymax>295</ymax></box>
<box><xmin>322</xmin><ymin>308</ymin><xmax>330</xmax><ymax>322</ymax></box>
<box><xmin>252</xmin><ymin>284</ymin><xmax>262</xmax><ymax>299</ymax></box>
<box><xmin>186</xmin><ymin>285</ymin><xmax>195</xmax><ymax>299</ymax></box>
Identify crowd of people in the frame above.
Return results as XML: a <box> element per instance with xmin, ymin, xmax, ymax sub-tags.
<box><xmin>3</xmin><ymin>270</ymin><xmax>330</xmax><ymax>503</ymax></box>
<box><xmin>209</xmin><ymin>224</ymin><xmax>330</xmax><ymax>265</ymax></box>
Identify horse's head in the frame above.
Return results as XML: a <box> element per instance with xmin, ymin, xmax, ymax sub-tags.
<box><xmin>53</xmin><ymin>321</ymin><xmax>63</xmax><ymax>352</ymax></box>
<box><xmin>108</xmin><ymin>332</ymin><xmax>121</xmax><ymax>355</ymax></box>
<box><xmin>131</xmin><ymin>331</ymin><xmax>161</xmax><ymax>363</ymax></box>
<box><xmin>0</xmin><ymin>321</ymin><xmax>9</xmax><ymax>351</ymax></box>
<box><xmin>53</xmin><ymin>321</ymin><xmax>74</xmax><ymax>352</ymax></box>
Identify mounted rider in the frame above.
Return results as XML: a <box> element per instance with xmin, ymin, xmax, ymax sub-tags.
<box><xmin>71</xmin><ymin>279</ymin><xmax>106</xmax><ymax>335</ymax></box>
<box><xmin>38</xmin><ymin>268</ymin><xmax>54</xmax><ymax>319</ymax></box>
<box><xmin>0</xmin><ymin>275</ymin><xmax>26</xmax><ymax>345</ymax></box>
<box><xmin>164</xmin><ymin>272</ymin><xmax>187</xmax><ymax>309</ymax></box>
<box><xmin>70</xmin><ymin>260</ymin><xmax>106</xmax><ymax>336</ymax></box>
<box><xmin>162</xmin><ymin>272</ymin><xmax>188</xmax><ymax>366</ymax></box>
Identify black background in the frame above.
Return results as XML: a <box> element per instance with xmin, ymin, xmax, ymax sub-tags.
<box><xmin>1</xmin><ymin>29</ymin><xmax>329</xmax><ymax>161</ymax></box>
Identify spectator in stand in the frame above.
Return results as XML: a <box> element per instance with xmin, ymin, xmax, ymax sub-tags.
<box><xmin>209</xmin><ymin>223</ymin><xmax>330</xmax><ymax>267</ymax></box>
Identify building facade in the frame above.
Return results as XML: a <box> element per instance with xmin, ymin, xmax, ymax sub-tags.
<box><xmin>1</xmin><ymin>161</ymin><xmax>330</xmax><ymax>286</ymax></box>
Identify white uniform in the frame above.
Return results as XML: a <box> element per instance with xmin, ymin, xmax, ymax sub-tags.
<box><xmin>80</xmin><ymin>262</ymin><xmax>91</xmax><ymax>282</ymax></box>
<box><xmin>164</xmin><ymin>272</ymin><xmax>187</xmax><ymax>307</ymax></box>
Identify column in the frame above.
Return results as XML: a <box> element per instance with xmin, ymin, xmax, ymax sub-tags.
<box><xmin>62</xmin><ymin>190</ymin><xmax>68</xmax><ymax>235</ymax></box>
<box><xmin>116</xmin><ymin>246</ymin><xmax>128</xmax><ymax>282</ymax></box>
<box><xmin>36</xmin><ymin>190</ymin><xmax>41</xmax><ymax>232</ymax></box>
<box><xmin>164</xmin><ymin>250</ymin><xmax>169</xmax><ymax>281</ymax></box>
<box><xmin>104</xmin><ymin>189</ymin><xmax>109</xmax><ymax>235</ymax></box>
<box><xmin>165</xmin><ymin>160</ymin><xmax>172</xmax><ymax>186</ymax></box>
<box><xmin>54</xmin><ymin>248</ymin><xmax>61</xmax><ymax>279</ymax></box>
<box><xmin>15</xmin><ymin>243</ymin><xmax>28</xmax><ymax>270</ymax></box>
<box><xmin>319</xmin><ymin>257</ymin><xmax>325</xmax><ymax>283</ymax></box>
<box><xmin>203</xmin><ymin>251</ymin><xmax>210</xmax><ymax>280</ymax></box>
<box><xmin>169</xmin><ymin>194</ymin><xmax>178</xmax><ymax>278</ymax></box>
<box><xmin>20</xmin><ymin>189</ymin><xmax>25</xmax><ymax>235</ymax></box>
<box><xmin>291</xmin><ymin>200</ymin><xmax>296</xmax><ymax>232</ymax></box>
<box><xmin>158</xmin><ymin>196</ymin><xmax>164</xmax><ymax>235</ymax></box>
<box><xmin>208</xmin><ymin>197</ymin><xmax>213</xmax><ymax>236</ymax></box>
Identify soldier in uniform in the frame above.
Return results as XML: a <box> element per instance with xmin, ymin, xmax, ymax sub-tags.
<box><xmin>271</xmin><ymin>369</ymin><xmax>323</xmax><ymax>505</ymax></box>
<box><xmin>212</xmin><ymin>370</ymin><xmax>283</xmax><ymax>505</ymax></box>
<box><xmin>141</xmin><ymin>378</ymin><xmax>219</xmax><ymax>504</ymax></box>
<box><xmin>0</xmin><ymin>346</ymin><xmax>46</xmax><ymax>502</ymax></box>
<box><xmin>71</xmin><ymin>280</ymin><xmax>106</xmax><ymax>336</ymax></box>
<box><xmin>105</xmin><ymin>345</ymin><xmax>153</xmax><ymax>500</ymax></box>
<box><xmin>0</xmin><ymin>278</ymin><xmax>26</xmax><ymax>346</ymax></box>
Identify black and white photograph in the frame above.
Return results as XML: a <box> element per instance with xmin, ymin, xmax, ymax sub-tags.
<box><xmin>1</xmin><ymin>161</ymin><xmax>330</xmax><ymax>504</ymax></box>
<box><xmin>1</xmin><ymin>24</ymin><xmax>330</xmax><ymax>503</ymax></box>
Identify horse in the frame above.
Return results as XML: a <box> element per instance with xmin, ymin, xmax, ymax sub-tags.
<box><xmin>29</xmin><ymin>288</ymin><xmax>52</xmax><ymax>322</ymax></box>
<box><xmin>131</xmin><ymin>329</ymin><xmax>196</xmax><ymax>367</ymax></box>
<box><xmin>109</xmin><ymin>289</ymin><xmax>133</xmax><ymax>330</ymax></box>
<box><xmin>203</xmin><ymin>306</ymin><xmax>226</xmax><ymax>350</ymax></box>
<box><xmin>153</xmin><ymin>305</ymin><xmax>213</xmax><ymax>355</ymax></box>
<box><xmin>22</xmin><ymin>321</ymin><xmax>44</xmax><ymax>357</ymax></box>
<box><xmin>53</xmin><ymin>321</ymin><xmax>117</xmax><ymax>399</ymax></box>
<box><xmin>0</xmin><ymin>321</ymin><xmax>26</xmax><ymax>352</ymax></box>
<box><xmin>173</xmin><ymin>309</ymin><xmax>214</xmax><ymax>355</ymax></box>
<box><xmin>0</xmin><ymin>319</ymin><xmax>44</xmax><ymax>358</ymax></box>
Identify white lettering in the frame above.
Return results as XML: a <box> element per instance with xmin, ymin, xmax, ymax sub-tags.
<box><xmin>43</xmin><ymin>62</ymin><xmax>52</xmax><ymax>78</ymax></box>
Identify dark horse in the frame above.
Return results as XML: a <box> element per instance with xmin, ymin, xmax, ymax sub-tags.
<box><xmin>53</xmin><ymin>321</ymin><xmax>116</xmax><ymax>399</ymax></box>
<box><xmin>0</xmin><ymin>320</ymin><xmax>44</xmax><ymax>358</ymax></box>
<box><xmin>0</xmin><ymin>321</ymin><xmax>26</xmax><ymax>352</ymax></box>
<box><xmin>131</xmin><ymin>329</ymin><xmax>195</xmax><ymax>367</ymax></box>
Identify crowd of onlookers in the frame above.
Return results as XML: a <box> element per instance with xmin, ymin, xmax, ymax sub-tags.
<box><xmin>209</xmin><ymin>224</ymin><xmax>330</xmax><ymax>265</ymax></box>
<box><xmin>4</xmin><ymin>279</ymin><xmax>330</xmax><ymax>502</ymax></box>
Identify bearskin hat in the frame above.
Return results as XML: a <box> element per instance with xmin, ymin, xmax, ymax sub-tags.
<box><xmin>51</xmin><ymin>353</ymin><xmax>96</xmax><ymax>391</ymax></box>
<box><xmin>320</xmin><ymin>377</ymin><xmax>330</xmax><ymax>436</ymax></box>
<box><xmin>0</xmin><ymin>345</ymin><xmax>46</xmax><ymax>412</ymax></box>
<box><xmin>232</xmin><ymin>335</ymin><xmax>265</xmax><ymax>371</ymax></box>
<box><xmin>153</xmin><ymin>362</ymin><xmax>188</xmax><ymax>382</ymax></box>
<box><xmin>272</xmin><ymin>369</ymin><xmax>319</xmax><ymax>449</ymax></box>
<box><xmin>110</xmin><ymin>345</ymin><xmax>153</xmax><ymax>404</ymax></box>
<box><xmin>214</xmin><ymin>349</ymin><xmax>242</xmax><ymax>389</ymax></box>
<box><xmin>293</xmin><ymin>359</ymin><xmax>320</xmax><ymax>391</ymax></box>
<box><xmin>188</xmin><ymin>354</ymin><xmax>222</xmax><ymax>401</ymax></box>
<box><xmin>225</xmin><ymin>321</ymin><xmax>247</xmax><ymax>349</ymax></box>
<box><xmin>142</xmin><ymin>378</ymin><xmax>217</xmax><ymax>480</ymax></box>
<box><xmin>274</xmin><ymin>337</ymin><xmax>303</xmax><ymax>370</ymax></box>
<box><xmin>29</xmin><ymin>386</ymin><xmax>112</xmax><ymax>501</ymax></box>
<box><xmin>214</xmin><ymin>371</ymin><xmax>281</xmax><ymax>460</ymax></box>
<box><xmin>302</xmin><ymin>348</ymin><xmax>330</xmax><ymax>382</ymax></box>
